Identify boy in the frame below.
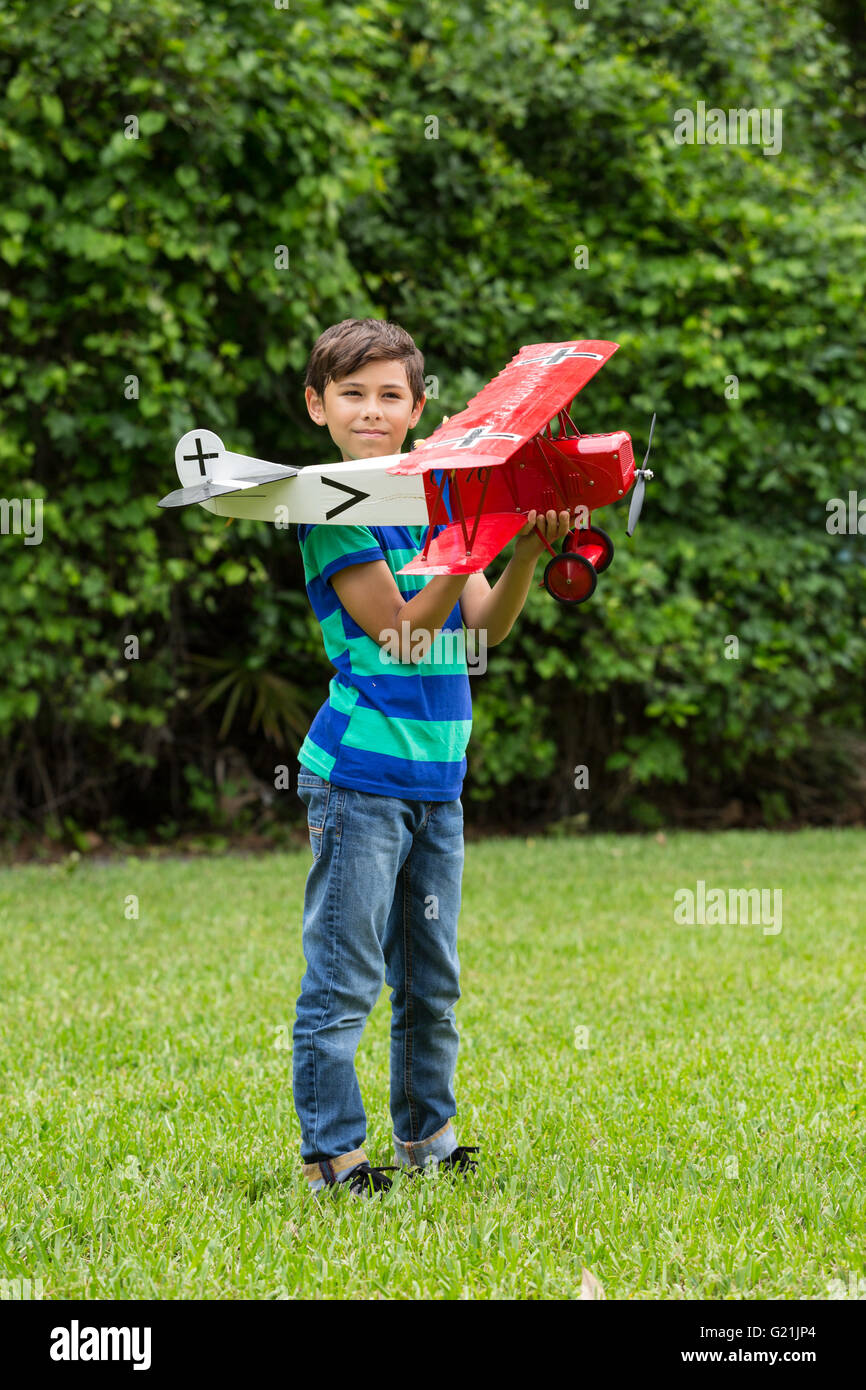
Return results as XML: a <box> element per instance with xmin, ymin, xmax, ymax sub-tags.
<box><xmin>293</xmin><ymin>318</ymin><xmax>569</xmax><ymax>1199</ymax></box>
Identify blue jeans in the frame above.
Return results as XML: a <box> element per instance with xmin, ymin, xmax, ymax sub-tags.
<box><xmin>293</xmin><ymin>770</ymin><xmax>465</xmax><ymax>1190</ymax></box>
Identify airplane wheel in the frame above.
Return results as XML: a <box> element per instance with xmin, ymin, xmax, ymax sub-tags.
<box><xmin>564</xmin><ymin>525</ymin><xmax>614</xmax><ymax>574</ymax></box>
<box><xmin>543</xmin><ymin>552</ymin><xmax>597</xmax><ymax>605</ymax></box>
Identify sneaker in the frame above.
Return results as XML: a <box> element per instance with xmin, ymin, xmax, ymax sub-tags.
<box><xmin>412</xmin><ymin>1144</ymin><xmax>480</xmax><ymax>1175</ymax></box>
<box><xmin>342</xmin><ymin>1162</ymin><xmax>402</xmax><ymax>1199</ymax></box>
<box><xmin>438</xmin><ymin>1145</ymin><xmax>480</xmax><ymax>1173</ymax></box>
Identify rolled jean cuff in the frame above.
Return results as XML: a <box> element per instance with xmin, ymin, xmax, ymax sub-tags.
<box><xmin>393</xmin><ymin>1119</ymin><xmax>457</xmax><ymax>1169</ymax></box>
<box><xmin>303</xmin><ymin>1147</ymin><xmax>369</xmax><ymax>1191</ymax></box>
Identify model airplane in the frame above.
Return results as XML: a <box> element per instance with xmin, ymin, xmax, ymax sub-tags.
<box><xmin>158</xmin><ymin>340</ymin><xmax>656</xmax><ymax>605</ymax></box>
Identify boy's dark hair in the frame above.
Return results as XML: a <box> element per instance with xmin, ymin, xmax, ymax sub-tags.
<box><xmin>304</xmin><ymin>318</ymin><xmax>425</xmax><ymax>406</ymax></box>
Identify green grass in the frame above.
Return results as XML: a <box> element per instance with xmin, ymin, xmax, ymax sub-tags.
<box><xmin>0</xmin><ymin>828</ymin><xmax>863</xmax><ymax>1300</ymax></box>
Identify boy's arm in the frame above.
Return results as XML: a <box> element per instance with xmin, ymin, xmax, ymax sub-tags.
<box><xmin>459</xmin><ymin>509</ymin><xmax>571</xmax><ymax>645</ymax></box>
<box><xmin>331</xmin><ymin>562</ymin><xmax>469</xmax><ymax>664</ymax></box>
<box><xmin>302</xmin><ymin>522</ymin><xmax>468</xmax><ymax>664</ymax></box>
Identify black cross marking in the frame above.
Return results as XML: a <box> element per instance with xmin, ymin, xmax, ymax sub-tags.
<box><xmin>519</xmin><ymin>348</ymin><xmax>605</xmax><ymax>366</ymax></box>
<box><xmin>183</xmin><ymin>436</ymin><xmax>220</xmax><ymax>477</ymax></box>
<box><xmin>424</xmin><ymin>426</ymin><xmax>520</xmax><ymax>450</ymax></box>
<box><xmin>321</xmin><ymin>475</ymin><xmax>371</xmax><ymax>520</ymax></box>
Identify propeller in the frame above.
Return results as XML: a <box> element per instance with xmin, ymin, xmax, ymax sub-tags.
<box><xmin>626</xmin><ymin>412</ymin><xmax>656</xmax><ymax>537</ymax></box>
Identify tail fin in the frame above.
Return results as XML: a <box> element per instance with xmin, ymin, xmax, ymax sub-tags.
<box><xmin>160</xmin><ymin>429</ymin><xmax>298</xmax><ymax>509</ymax></box>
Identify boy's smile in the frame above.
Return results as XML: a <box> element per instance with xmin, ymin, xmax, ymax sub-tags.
<box><xmin>305</xmin><ymin>358</ymin><xmax>426</xmax><ymax>462</ymax></box>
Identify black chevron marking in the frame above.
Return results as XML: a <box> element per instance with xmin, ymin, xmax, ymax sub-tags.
<box><xmin>321</xmin><ymin>475</ymin><xmax>371</xmax><ymax>519</ymax></box>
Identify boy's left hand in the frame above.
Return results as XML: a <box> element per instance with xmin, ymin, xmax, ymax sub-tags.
<box><xmin>412</xmin><ymin>414</ymin><xmax>450</xmax><ymax>450</ymax></box>
<box><xmin>514</xmin><ymin>509</ymin><xmax>571</xmax><ymax>564</ymax></box>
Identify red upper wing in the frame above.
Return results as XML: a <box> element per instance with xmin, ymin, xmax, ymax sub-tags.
<box><xmin>386</xmin><ymin>339</ymin><xmax>618</xmax><ymax>475</ymax></box>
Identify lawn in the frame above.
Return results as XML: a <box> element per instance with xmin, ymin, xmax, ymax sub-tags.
<box><xmin>0</xmin><ymin>828</ymin><xmax>863</xmax><ymax>1300</ymax></box>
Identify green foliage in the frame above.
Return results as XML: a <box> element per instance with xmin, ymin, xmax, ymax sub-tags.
<box><xmin>186</xmin><ymin>653</ymin><xmax>310</xmax><ymax>748</ymax></box>
<box><xmin>0</xmin><ymin>0</ymin><xmax>864</xmax><ymax>837</ymax></box>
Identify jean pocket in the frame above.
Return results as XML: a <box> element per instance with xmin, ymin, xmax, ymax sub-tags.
<box><xmin>298</xmin><ymin>780</ymin><xmax>330</xmax><ymax>861</ymax></box>
<box><xmin>297</xmin><ymin>770</ymin><xmax>328</xmax><ymax>791</ymax></box>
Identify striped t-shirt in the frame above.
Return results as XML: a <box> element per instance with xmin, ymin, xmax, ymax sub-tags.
<box><xmin>296</xmin><ymin>521</ymin><xmax>473</xmax><ymax>800</ymax></box>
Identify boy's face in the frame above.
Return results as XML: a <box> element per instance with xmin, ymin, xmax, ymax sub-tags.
<box><xmin>305</xmin><ymin>358</ymin><xmax>425</xmax><ymax>461</ymax></box>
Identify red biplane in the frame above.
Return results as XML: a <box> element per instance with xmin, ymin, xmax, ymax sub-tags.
<box><xmin>387</xmin><ymin>339</ymin><xmax>656</xmax><ymax>604</ymax></box>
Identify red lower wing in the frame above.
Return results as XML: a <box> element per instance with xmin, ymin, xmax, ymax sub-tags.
<box><xmin>396</xmin><ymin>512</ymin><xmax>528</xmax><ymax>575</ymax></box>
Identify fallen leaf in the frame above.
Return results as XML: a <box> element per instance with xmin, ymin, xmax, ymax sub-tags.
<box><xmin>579</xmin><ymin>1266</ymin><xmax>606</xmax><ymax>1300</ymax></box>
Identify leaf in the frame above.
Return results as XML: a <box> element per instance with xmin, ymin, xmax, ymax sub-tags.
<box><xmin>41</xmin><ymin>93</ymin><xmax>64</xmax><ymax>126</ymax></box>
<box><xmin>219</xmin><ymin>561</ymin><xmax>247</xmax><ymax>586</ymax></box>
<box><xmin>578</xmin><ymin>1266</ymin><xmax>605</xmax><ymax>1300</ymax></box>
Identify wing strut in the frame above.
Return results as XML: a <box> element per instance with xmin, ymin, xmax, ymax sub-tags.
<box><xmin>532</xmin><ymin>435</ymin><xmax>573</xmax><ymax>511</ymax></box>
<box><xmin>420</xmin><ymin>469</ymin><xmax>450</xmax><ymax>560</ymax></box>
<box><xmin>468</xmin><ymin>468</ymin><xmax>492</xmax><ymax>551</ymax></box>
<box><xmin>447</xmin><ymin>466</ymin><xmax>493</xmax><ymax>556</ymax></box>
<box><xmin>451</xmin><ymin>471</ymin><xmax>470</xmax><ymax>550</ymax></box>
<box><xmin>421</xmin><ymin>465</ymin><xmax>493</xmax><ymax>562</ymax></box>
